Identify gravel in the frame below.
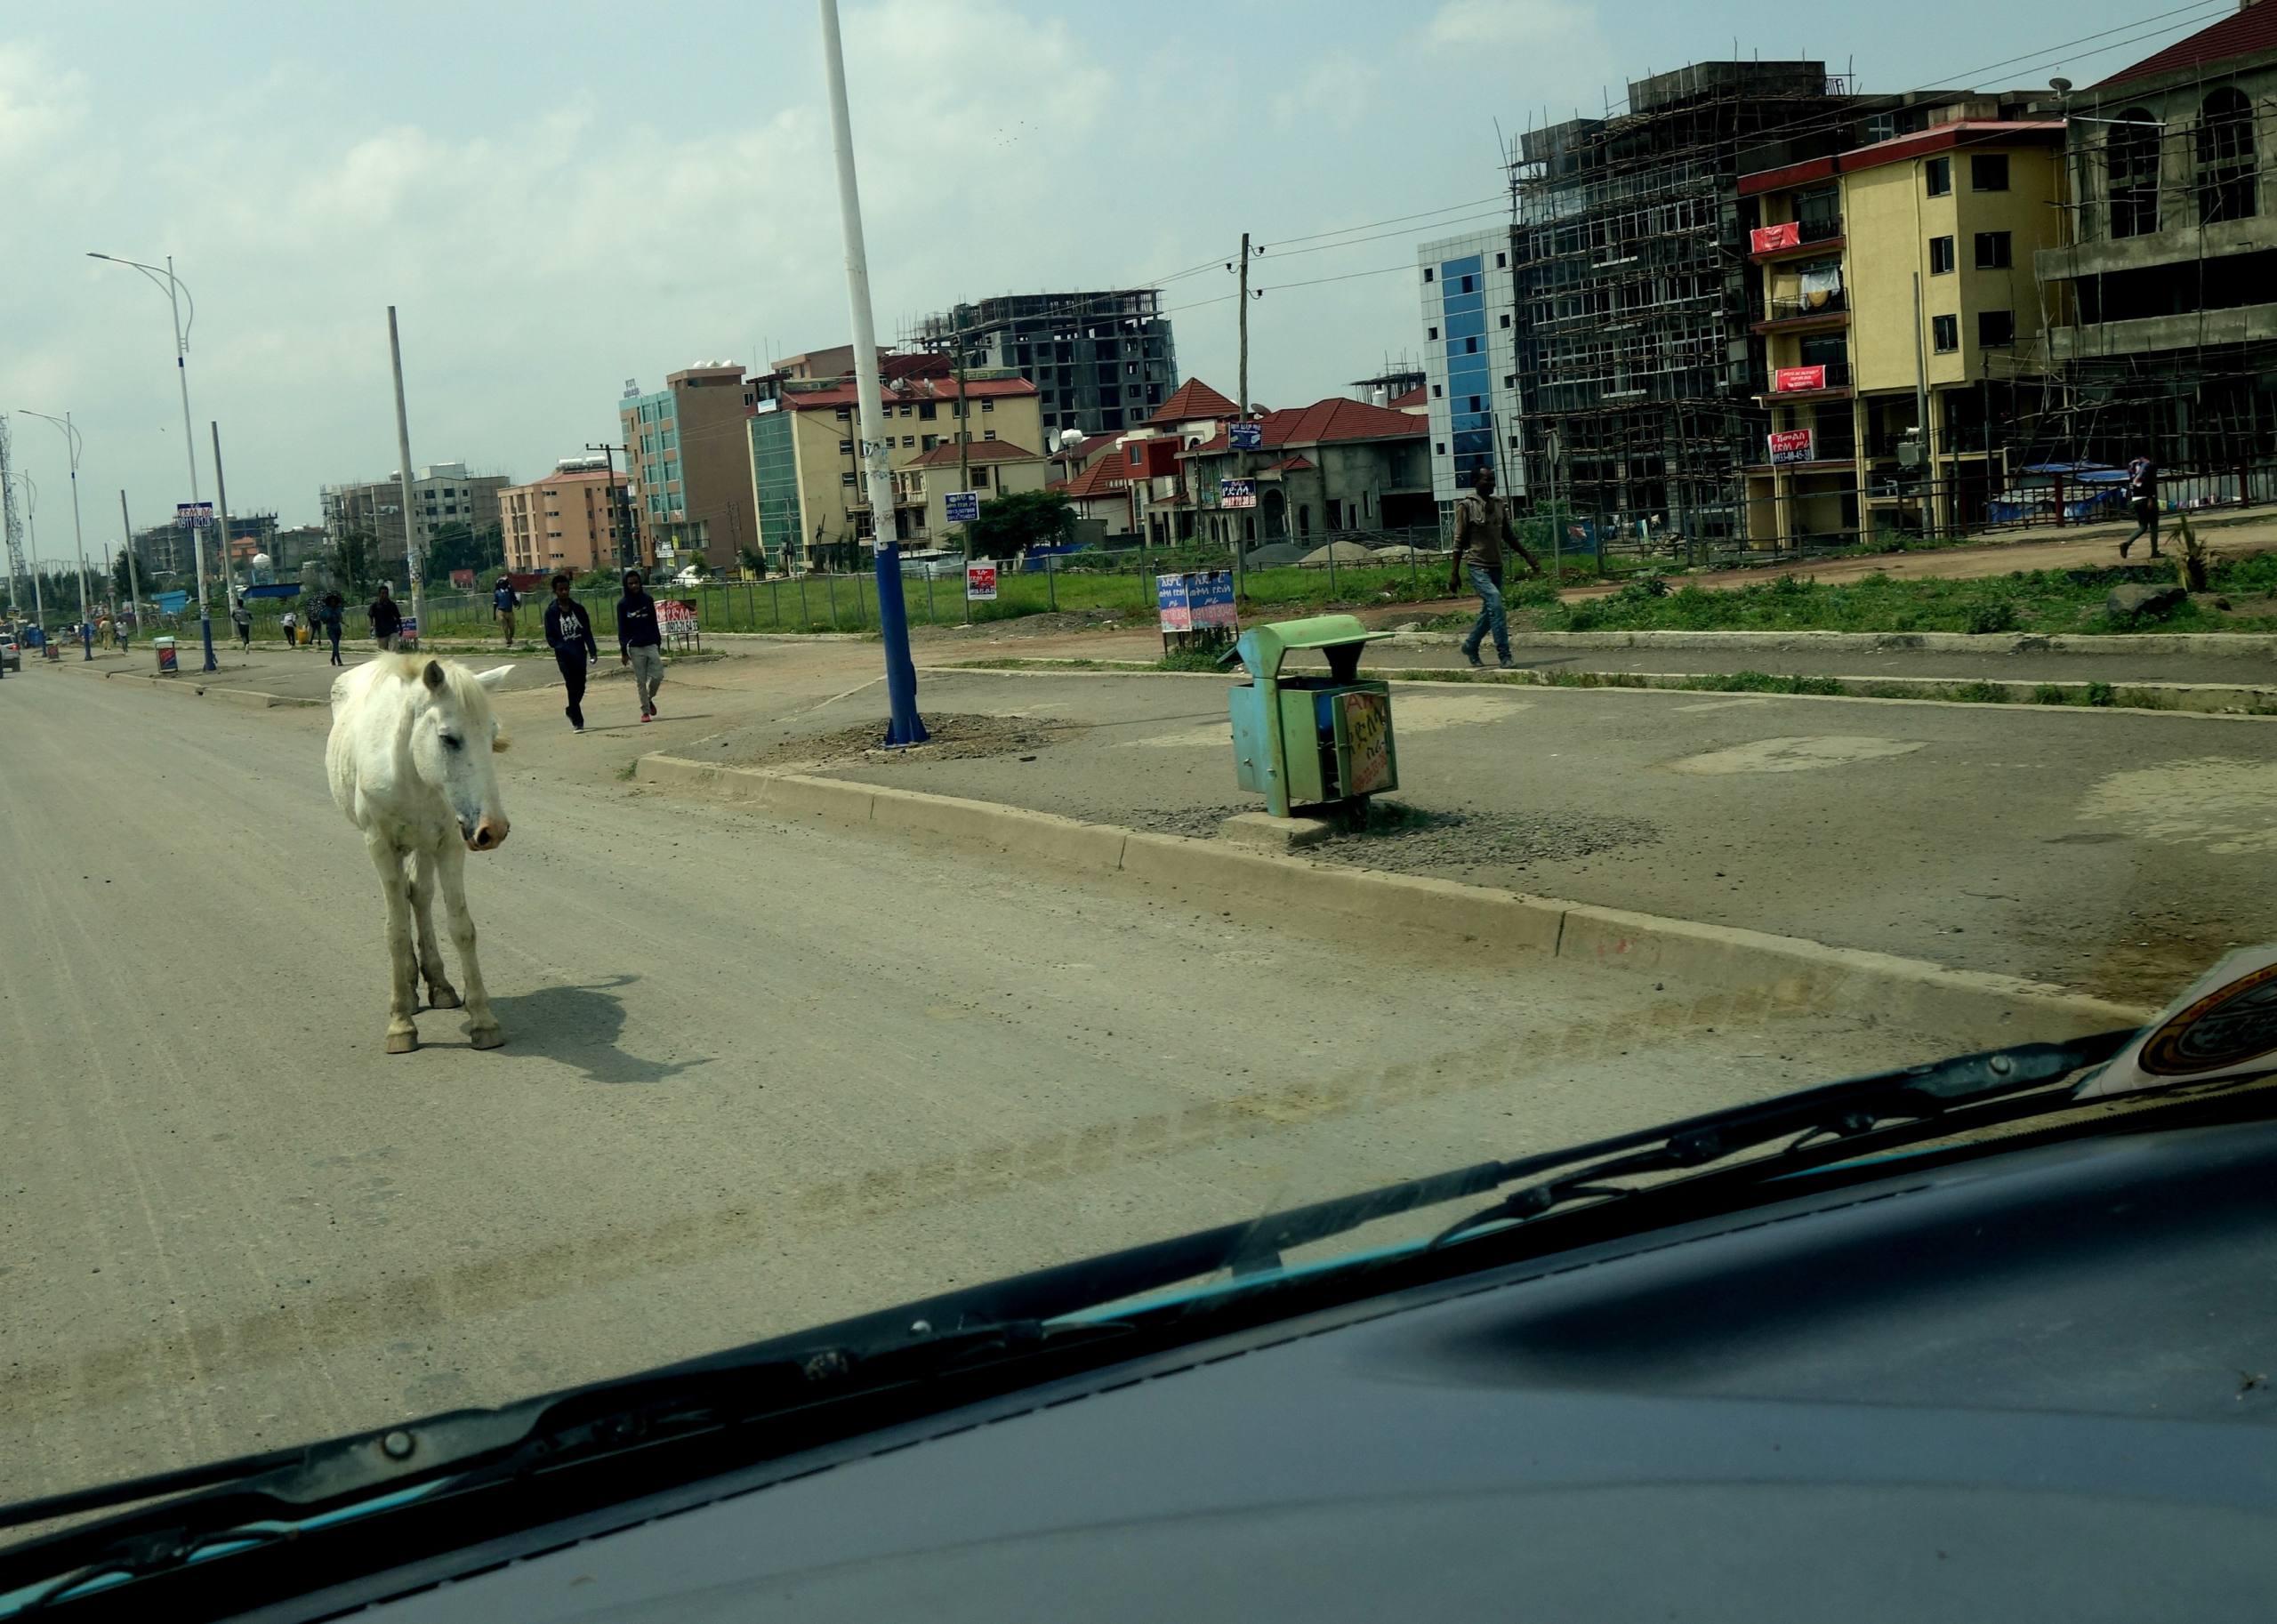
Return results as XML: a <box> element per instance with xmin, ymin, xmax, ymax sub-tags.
<box><xmin>1127</xmin><ymin>800</ymin><xmax>1660</xmax><ymax>875</ymax></box>
<box><xmin>721</xmin><ymin>712</ymin><xmax>1085</xmax><ymax>770</ymax></box>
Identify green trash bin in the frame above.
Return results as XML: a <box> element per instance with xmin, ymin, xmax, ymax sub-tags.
<box><xmin>1226</xmin><ymin>615</ymin><xmax>1400</xmax><ymax>818</ymax></box>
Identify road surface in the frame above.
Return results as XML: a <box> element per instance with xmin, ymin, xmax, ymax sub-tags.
<box><xmin>3</xmin><ymin>662</ymin><xmax>1952</xmax><ymax>1506</ymax></box>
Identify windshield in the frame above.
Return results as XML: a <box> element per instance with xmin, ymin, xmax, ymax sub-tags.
<box><xmin>4</xmin><ymin>0</ymin><xmax>2270</xmax><ymax>1533</ymax></box>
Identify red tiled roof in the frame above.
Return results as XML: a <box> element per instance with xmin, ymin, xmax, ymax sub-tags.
<box><xmin>908</xmin><ymin>438</ymin><xmax>1041</xmax><ymax>468</ymax></box>
<box><xmin>1062</xmin><ymin>454</ymin><xmax>1135</xmax><ymax>500</ymax></box>
<box><xmin>786</xmin><ymin>374</ymin><xmax>1040</xmax><ymax>410</ymax></box>
<box><xmin>1050</xmin><ymin>430</ymin><xmax>1119</xmax><ymax>465</ymax></box>
<box><xmin>1388</xmin><ymin>385</ymin><xmax>1426</xmax><ymax>408</ymax></box>
<box><xmin>1179</xmin><ymin>396</ymin><xmax>1427</xmax><ymax>456</ymax></box>
<box><xmin>2097</xmin><ymin>4</ymin><xmax>2277</xmax><ymax>88</ymax></box>
<box><xmin>1262</xmin><ymin>454</ymin><xmax>1317</xmax><ymax>473</ymax></box>
<box><xmin>1145</xmin><ymin>378</ymin><xmax>1240</xmax><ymax>426</ymax></box>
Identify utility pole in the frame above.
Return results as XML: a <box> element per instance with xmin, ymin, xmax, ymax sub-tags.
<box><xmin>387</xmin><ymin>306</ymin><xmax>426</xmax><ymax>641</ymax></box>
<box><xmin>1234</xmin><ymin>229</ymin><xmax>1253</xmax><ymax>586</ymax></box>
<box><xmin>210</xmin><ymin>422</ymin><xmax>241</xmax><ymax>633</ymax></box>
<box><xmin>585</xmin><ymin>441</ymin><xmax>635</xmax><ymax>571</ymax></box>
<box><xmin>817</xmin><ymin>0</ymin><xmax>925</xmax><ymax>745</ymax></box>
<box><xmin>1911</xmin><ymin>270</ymin><xmax>1935</xmax><ymax>541</ymax></box>
<box><xmin>119</xmin><ymin>489</ymin><xmax>143</xmax><ymax>642</ymax></box>
<box><xmin>21</xmin><ymin>471</ymin><xmax>42</xmax><ymax>631</ymax></box>
<box><xmin>955</xmin><ymin>332</ymin><xmax>972</xmax><ymax>553</ymax></box>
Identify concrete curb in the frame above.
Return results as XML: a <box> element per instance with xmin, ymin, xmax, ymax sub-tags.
<box><xmin>143</xmin><ymin>679</ymin><xmax>323</xmax><ymax>709</ymax></box>
<box><xmin>639</xmin><ymin>751</ymin><xmax>2149</xmax><ymax>1047</ymax></box>
<box><xmin>1384</xmin><ymin>628</ymin><xmax>2277</xmax><ymax>659</ymax></box>
<box><xmin>921</xmin><ymin>660</ymin><xmax>2276</xmax><ymax>720</ymax></box>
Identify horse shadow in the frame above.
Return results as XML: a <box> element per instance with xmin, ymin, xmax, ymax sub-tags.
<box><xmin>484</xmin><ymin>974</ymin><xmax>710</xmax><ymax>1086</ymax></box>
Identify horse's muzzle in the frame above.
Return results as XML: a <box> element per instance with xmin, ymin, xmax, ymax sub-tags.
<box><xmin>465</xmin><ymin>816</ymin><xmax>511</xmax><ymax>852</ymax></box>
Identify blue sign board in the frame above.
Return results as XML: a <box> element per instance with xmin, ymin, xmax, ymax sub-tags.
<box><xmin>175</xmin><ymin>502</ymin><xmax>213</xmax><ymax>528</ymax></box>
<box><xmin>1219</xmin><ymin>478</ymin><xmax>1258</xmax><ymax>510</ymax></box>
<box><xmin>1229</xmin><ymin>421</ymin><xmax>1263</xmax><ymax>451</ymax></box>
<box><xmin>944</xmin><ymin>490</ymin><xmax>981</xmax><ymax>524</ymax></box>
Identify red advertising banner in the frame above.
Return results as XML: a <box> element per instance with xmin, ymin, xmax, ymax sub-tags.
<box><xmin>1766</xmin><ymin>429</ymin><xmax>1815</xmax><ymax>465</ymax></box>
<box><xmin>1750</xmin><ymin>221</ymin><xmax>1801</xmax><ymax>254</ymax></box>
<box><xmin>1772</xmin><ymin>365</ymin><xmax>1827</xmax><ymax>394</ymax></box>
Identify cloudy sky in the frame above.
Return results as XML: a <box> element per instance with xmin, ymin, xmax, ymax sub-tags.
<box><xmin>1</xmin><ymin>0</ymin><xmax>2197</xmax><ymax>533</ymax></box>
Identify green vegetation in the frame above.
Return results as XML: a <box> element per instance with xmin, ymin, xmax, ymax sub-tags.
<box><xmin>967</xmin><ymin>489</ymin><xmax>1076</xmax><ymax>559</ymax></box>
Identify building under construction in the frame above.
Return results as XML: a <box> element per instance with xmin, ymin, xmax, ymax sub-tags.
<box><xmin>1511</xmin><ymin>61</ymin><xmax>1855</xmax><ymax>537</ymax></box>
<box><xmin>915</xmin><ymin>290</ymin><xmax>1177</xmax><ymax>438</ymax></box>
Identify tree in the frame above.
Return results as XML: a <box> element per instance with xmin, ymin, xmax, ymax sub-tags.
<box><xmin>967</xmin><ymin>488</ymin><xmax>1075</xmax><ymax>560</ymax></box>
<box><xmin>737</xmin><ymin>545</ymin><xmax>768</xmax><ymax>579</ymax></box>
<box><xmin>422</xmin><ymin>520</ymin><xmax>503</xmax><ymax>579</ymax></box>
<box><xmin>334</xmin><ymin>531</ymin><xmax>374</xmax><ymax>596</ymax></box>
<box><xmin>111</xmin><ymin>548</ymin><xmax>133</xmax><ymax>601</ymax></box>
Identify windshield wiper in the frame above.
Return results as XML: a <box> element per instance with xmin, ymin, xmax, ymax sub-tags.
<box><xmin>0</xmin><ymin>1028</ymin><xmax>2139</xmax><ymax>1611</ymax></box>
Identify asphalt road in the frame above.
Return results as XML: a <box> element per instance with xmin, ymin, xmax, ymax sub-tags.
<box><xmin>0</xmin><ymin>663</ymin><xmax>1952</xmax><ymax>1507</ymax></box>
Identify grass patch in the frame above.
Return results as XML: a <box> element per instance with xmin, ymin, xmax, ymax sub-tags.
<box><xmin>2032</xmin><ymin>683</ymin><xmax>2070</xmax><ymax>704</ymax></box>
<box><xmin>1945</xmin><ymin>680</ymin><xmax>2012</xmax><ymax>704</ymax></box>
<box><xmin>614</xmin><ymin>760</ymin><xmax>639</xmax><ymax>782</ymax></box>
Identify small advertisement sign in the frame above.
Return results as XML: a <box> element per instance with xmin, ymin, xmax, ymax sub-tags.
<box><xmin>1767</xmin><ymin>428</ymin><xmax>1815</xmax><ymax>465</ymax></box>
<box><xmin>965</xmin><ymin>562</ymin><xmax>998</xmax><ymax>601</ymax></box>
<box><xmin>1772</xmin><ymin>365</ymin><xmax>1828</xmax><ymax>394</ymax></box>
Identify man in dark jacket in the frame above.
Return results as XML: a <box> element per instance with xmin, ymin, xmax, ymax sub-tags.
<box><xmin>369</xmin><ymin>582</ymin><xmax>404</xmax><ymax>650</ymax></box>
<box><xmin>617</xmin><ymin>568</ymin><xmax>664</xmax><ymax>721</ymax></box>
<box><xmin>543</xmin><ymin>573</ymin><xmax>599</xmax><ymax>731</ymax></box>
<box><xmin>1447</xmin><ymin>464</ymin><xmax>1542</xmax><ymax>669</ymax></box>
<box><xmin>493</xmin><ymin>576</ymin><xmax>520</xmax><ymax>644</ymax></box>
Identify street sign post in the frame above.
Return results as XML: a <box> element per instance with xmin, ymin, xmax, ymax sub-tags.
<box><xmin>1219</xmin><ymin>478</ymin><xmax>1258</xmax><ymax>510</ymax></box>
<box><xmin>945</xmin><ymin>490</ymin><xmax>981</xmax><ymax>525</ymax></box>
<box><xmin>1229</xmin><ymin>422</ymin><xmax>1263</xmax><ymax>452</ymax></box>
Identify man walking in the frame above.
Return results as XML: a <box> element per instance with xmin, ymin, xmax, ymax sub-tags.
<box><xmin>230</xmin><ymin>593</ymin><xmax>253</xmax><ymax>652</ymax></box>
<box><xmin>493</xmin><ymin>575</ymin><xmax>520</xmax><ymax>645</ymax></box>
<box><xmin>369</xmin><ymin>581</ymin><xmax>404</xmax><ymax>651</ymax></box>
<box><xmin>319</xmin><ymin>592</ymin><xmax>346</xmax><ymax>665</ymax></box>
<box><xmin>617</xmin><ymin>567</ymin><xmax>664</xmax><ymax>721</ymax></box>
<box><xmin>280</xmin><ymin>605</ymin><xmax>299</xmax><ymax>648</ymax></box>
<box><xmin>1447</xmin><ymin>464</ymin><xmax>1542</xmax><ymax>669</ymax></box>
<box><xmin>543</xmin><ymin>573</ymin><xmax>599</xmax><ymax>731</ymax></box>
<box><xmin>2120</xmin><ymin>451</ymin><xmax>2161</xmax><ymax>559</ymax></box>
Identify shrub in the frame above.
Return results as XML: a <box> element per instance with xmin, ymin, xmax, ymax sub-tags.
<box><xmin>1965</xmin><ymin>600</ymin><xmax>2021</xmax><ymax>635</ymax></box>
<box><xmin>2032</xmin><ymin>683</ymin><xmax>2069</xmax><ymax>705</ymax></box>
<box><xmin>2084</xmin><ymin>680</ymin><xmax>2117</xmax><ymax>708</ymax></box>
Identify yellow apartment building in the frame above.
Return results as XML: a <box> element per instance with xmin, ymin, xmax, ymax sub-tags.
<box><xmin>1741</xmin><ymin>116</ymin><xmax>2068</xmax><ymax>544</ymax></box>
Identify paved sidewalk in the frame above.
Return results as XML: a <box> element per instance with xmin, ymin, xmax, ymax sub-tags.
<box><xmin>689</xmin><ymin>664</ymin><xmax>2274</xmax><ymax>1006</ymax></box>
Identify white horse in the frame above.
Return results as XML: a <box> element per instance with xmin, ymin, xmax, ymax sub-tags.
<box><xmin>326</xmin><ymin>655</ymin><xmax>515</xmax><ymax>1054</ymax></box>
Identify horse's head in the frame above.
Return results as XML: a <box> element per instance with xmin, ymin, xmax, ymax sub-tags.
<box><xmin>407</xmin><ymin>659</ymin><xmax>514</xmax><ymax>851</ymax></box>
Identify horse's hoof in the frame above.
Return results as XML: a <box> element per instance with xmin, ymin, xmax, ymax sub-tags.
<box><xmin>467</xmin><ymin>1025</ymin><xmax>505</xmax><ymax>1051</ymax></box>
<box><xmin>427</xmin><ymin>985</ymin><xmax>463</xmax><ymax>1009</ymax></box>
<box><xmin>384</xmin><ymin>1030</ymin><xmax>419</xmax><ymax>1055</ymax></box>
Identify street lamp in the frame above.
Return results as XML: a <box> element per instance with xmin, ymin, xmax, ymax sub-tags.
<box><xmin>18</xmin><ymin>409</ymin><xmax>93</xmax><ymax>659</ymax></box>
<box><xmin>18</xmin><ymin>469</ymin><xmax>43</xmax><ymax>633</ymax></box>
<box><xmin>88</xmin><ymin>251</ymin><xmax>219</xmax><ymax>671</ymax></box>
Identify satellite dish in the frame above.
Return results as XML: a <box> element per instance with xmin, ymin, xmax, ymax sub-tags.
<box><xmin>2049</xmin><ymin>76</ymin><xmax>2072</xmax><ymax>94</ymax></box>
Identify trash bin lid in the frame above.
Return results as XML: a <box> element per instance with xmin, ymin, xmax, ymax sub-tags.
<box><xmin>1232</xmin><ymin>614</ymin><xmax>1394</xmax><ymax>681</ymax></box>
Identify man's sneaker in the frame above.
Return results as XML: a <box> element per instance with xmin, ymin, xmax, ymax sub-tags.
<box><xmin>1497</xmin><ymin>655</ymin><xmax>1517</xmax><ymax>670</ymax></box>
<box><xmin>1463</xmin><ymin>649</ymin><xmax>1484</xmax><ymax>669</ymax></box>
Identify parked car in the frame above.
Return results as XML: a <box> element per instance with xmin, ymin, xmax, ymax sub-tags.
<box><xmin>897</xmin><ymin>550</ymin><xmax>968</xmax><ymax>579</ymax></box>
<box><xmin>0</xmin><ymin>631</ymin><xmax>20</xmax><ymax>672</ymax></box>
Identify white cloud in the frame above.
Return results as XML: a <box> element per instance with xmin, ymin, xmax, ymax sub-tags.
<box><xmin>1427</xmin><ymin>0</ymin><xmax>1597</xmax><ymax>51</ymax></box>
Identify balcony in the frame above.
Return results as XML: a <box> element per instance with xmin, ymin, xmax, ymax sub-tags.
<box><xmin>1750</xmin><ymin>216</ymin><xmax>1844</xmax><ymax>261</ymax></box>
<box><xmin>1755</xmin><ymin>358</ymin><xmax>1851</xmax><ymax>403</ymax></box>
<box><xmin>1750</xmin><ymin>290</ymin><xmax>1847</xmax><ymax>334</ymax></box>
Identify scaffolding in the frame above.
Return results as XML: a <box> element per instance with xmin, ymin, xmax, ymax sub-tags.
<box><xmin>0</xmin><ymin>418</ymin><xmax>24</xmax><ymax>615</ymax></box>
<box><xmin>1511</xmin><ymin>61</ymin><xmax>1855</xmax><ymax>537</ymax></box>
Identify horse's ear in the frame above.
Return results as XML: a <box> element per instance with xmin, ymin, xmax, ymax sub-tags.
<box><xmin>422</xmin><ymin>660</ymin><xmax>446</xmax><ymax>690</ymax></box>
<box><xmin>473</xmin><ymin>665</ymin><xmax>511</xmax><ymax>690</ymax></box>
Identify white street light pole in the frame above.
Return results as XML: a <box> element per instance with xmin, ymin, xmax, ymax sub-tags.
<box><xmin>19</xmin><ymin>410</ymin><xmax>93</xmax><ymax>659</ymax></box>
<box><xmin>88</xmin><ymin>251</ymin><xmax>219</xmax><ymax>671</ymax></box>
<box><xmin>387</xmin><ymin>307</ymin><xmax>426</xmax><ymax>643</ymax></box>
<box><xmin>817</xmin><ymin>0</ymin><xmax>925</xmax><ymax>744</ymax></box>
<box><xmin>20</xmin><ymin>471</ymin><xmax>42</xmax><ymax>631</ymax></box>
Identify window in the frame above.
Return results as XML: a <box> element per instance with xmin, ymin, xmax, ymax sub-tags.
<box><xmin>1494</xmin><ymin>251</ymin><xmax>1507</xmax><ymax>268</ymax></box>
<box><xmin>1431</xmin><ymin>384</ymin><xmax>1443</xmax><ymax>398</ymax></box>
<box><xmin>1435</xmin><ymin>441</ymin><xmax>1446</xmax><ymax>454</ymax></box>
<box><xmin>1459</xmin><ymin>274</ymin><xmax>1476</xmax><ymax>293</ymax></box>
<box><xmin>983</xmin><ymin>429</ymin><xmax>997</xmax><ymax>441</ymax></box>
<box><xmin>972</xmin><ymin>467</ymin><xmax>990</xmax><ymax>486</ymax></box>
<box><xmin>1423</xmin><ymin>267</ymin><xmax>1435</xmax><ymax>283</ymax></box>
<box><xmin>981</xmin><ymin>399</ymin><xmax>994</xmax><ymax>413</ymax></box>
<box><xmin>839</xmin><ymin>438</ymin><xmax>854</xmax><ymax>454</ymax></box>
<box><xmin>920</xmin><ymin>402</ymin><xmax>937</xmax><ymax>420</ymax></box>
<box><xmin>1929</xmin><ymin>235</ymin><xmax>1955</xmax><ymax>274</ymax></box>
<box><xmin>1463</xmin><ymin>336</ymin><xmax>1479</xmax><ymax>354</ymax></box>
<box><xmin>1975</xmin><ymin>231</ymin><xmax>2012</xmax><ymax>269</ymax></box>
<box><xmin>1925</xmin><ymin>157</ymin><xmax>1951</xmax><ymax>197</ymax></box>
<box><xmin>1128</xmin><ymin>446</ymin><xmax>1143</xmax><ymax>465</ymax></box>
<box><xmin>841</xmin><ymin>471</ymin><xmax>856</xmax><ymax>486</ymax></box>
<box><xmin>1977</xmin><ymin>310</ymin><xmax>2015</xmax><ymax>347</ymax></box>
<box><xmin>1971</xmin><ymin>154</ymin><xmax>2008</xmax><ymax>192</ymax></box>
<box><xmin>1932</xmin><ymin>314</ymin><xmax>1959</xmax><ymax>352</ymax></box>
<box><xmin>922</xmin><ymin>435</ymin><xmax>939</xmax><ymax>451</ymax></box>
<box><xmin>2198</xmin><ymin>87</ymin><xmax>2257</xmax><ymax>223</ymax></box>
<box><xmin>1500</xmin><ymin>312</ymin><xmax>1511</xmax><ymax>327</ymax></box>
<box><xmin>2108</xmin><ymin>110</ymin><xmax>2160</xmax><ymax>237</ymax></box>
<box><xmin>834</xmin><ymin>406</ymin><xmax>850</xmax><ymax>419</ymax></box>
<box><xmin>1427</xmin><ymin>326</ymin><xmax>1438</xmax><ymax>341</ymax></box>
<box><xmin>901</xmin><ymin>435</ymin><xmax>914</xmax><ymax>447</ymax></box>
